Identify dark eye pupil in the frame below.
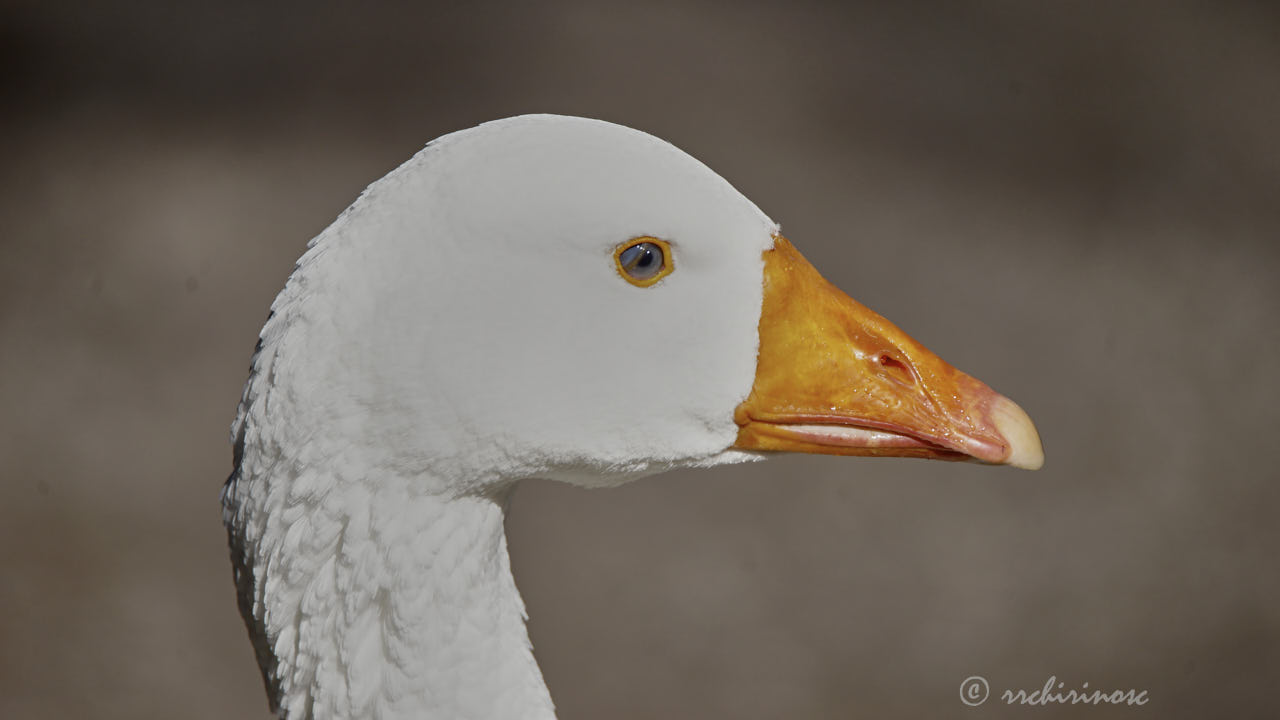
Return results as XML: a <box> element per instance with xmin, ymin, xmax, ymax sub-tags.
<box><xmin>619</xmin><ymin>242</ymin><xmax>664</xmax><ymax>279</ymax></box>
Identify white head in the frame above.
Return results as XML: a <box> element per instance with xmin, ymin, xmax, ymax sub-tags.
<box><xmin>248</xmin><ymin>115</ymin><xmax>779</xmax><ymax>493</ymax></box>
<box><xmin>241</xmin><ymin>113</ymin><xmax>1043</xmax><ymax>500</ymax></box>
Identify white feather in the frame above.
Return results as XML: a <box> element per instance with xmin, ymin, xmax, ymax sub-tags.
<box><xmin>223</xmin><ymin>115</ymin><xmax>779</xmax><ymax>719</ymax></box>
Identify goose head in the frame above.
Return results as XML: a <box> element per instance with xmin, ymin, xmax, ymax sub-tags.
<box><xmin>225</xmin><ymin>114</ymin><xmax>1041</xmax><ymax>719</ymax></box>
<box><xmin>246</xmin><ymin>114</ymin><xmax>1039</xmax><ymax>494</ymax></box>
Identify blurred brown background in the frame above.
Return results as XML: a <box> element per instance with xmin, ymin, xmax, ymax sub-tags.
<box><xmin>2</xmin><ymin>1</ymin><xmax>1277</xmax><ymax>718</ymax></box>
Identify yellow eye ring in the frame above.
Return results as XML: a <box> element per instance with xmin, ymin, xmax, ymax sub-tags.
<box><xmin>613</xmin><ymin>236</ymin><xmax>674</xmax><ymax>287</ymax></box>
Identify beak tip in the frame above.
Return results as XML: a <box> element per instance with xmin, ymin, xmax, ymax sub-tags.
<box><xmin>990</xmin><ymin>395</ymin><xmax>1044</xmax><ymax>470</ymax></box>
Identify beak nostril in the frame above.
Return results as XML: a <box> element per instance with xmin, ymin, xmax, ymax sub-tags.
<box><xmin>879</xmin><ymin>353</ymin><xmax>905</xmax><ymax>369</ymax></box>
<box><xmin>878</xmin><ymin>354</ymin><xmax>914</xmax><ymax>382</ymax></box>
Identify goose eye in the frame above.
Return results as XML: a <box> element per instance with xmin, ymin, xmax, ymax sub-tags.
<box><xmin>614</xmin><ymin>237</ymin><xmax>674</xmax><ymax>287</ymax></box>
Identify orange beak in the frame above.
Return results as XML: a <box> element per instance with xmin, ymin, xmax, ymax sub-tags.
<box><xmin>733</xmin><ymin>236</ymin><xmax>1043</xmax><ymax>470</ymax></box>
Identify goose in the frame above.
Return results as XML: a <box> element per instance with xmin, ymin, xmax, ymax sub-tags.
<box><xmin>221</xmin><ymin>114</ymin><xmax>1043</xmax><ymax>720</ymax></box>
